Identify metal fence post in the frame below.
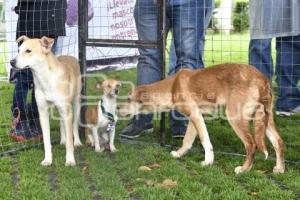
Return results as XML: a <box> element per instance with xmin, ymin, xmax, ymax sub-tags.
<box><xmin>78</xmin><ymin>0</ymin><xmax>88</xmax><ymax>139</ymax></box>
<box><xmin>158</xmin><ymin>0</ymin><xmax>167</xmax><ymax>146</ymax></box>
<box><xmin>77</xmin><ymin>0</ymin><xmax>166</xmax><ymax>145</ymax></box>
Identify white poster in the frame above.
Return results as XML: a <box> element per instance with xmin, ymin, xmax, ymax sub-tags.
<box><xmin>4</xmin><ymin>0</ymin><xmax>138</xmax><ymax>78</ymax></box>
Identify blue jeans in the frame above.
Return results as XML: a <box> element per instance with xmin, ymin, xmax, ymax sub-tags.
<box><xmin>11</xmin><ymin>39</ymin><xmax>59</xmax><ymax>119</ymax></box>
<box><xmin>249</xmin><ymin>39</ymin><xmax>273</xmax><ymax>81</ymax></box>
<box><xmin>169</xmin><ymin>0</ymin><xmax>214</xmax><ymax>74</ymax></box>
<box><xmin>275</xmin><ymin>35</ymin><xmax>300</xmax><ymax>111</ymax></box>
<box><xmin>168</xmin><ymin>0</ymin><xmax>214</xmax><ymax>132</ymax></box>
<box><xmin>249</xmin><ymin>36</ymin><xmax>300</xmax><ymax>111</ymax></box>
<box><xmin>133</xmin><ymin>0</ymin><xmax>205</xmax><ymax>128</ymax></box>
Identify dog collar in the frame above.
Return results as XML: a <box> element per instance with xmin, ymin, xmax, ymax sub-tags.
<box><xmin>100</xmin><ymin>99</ymin><xmax>115</xmax><ymax>123</ymax></box>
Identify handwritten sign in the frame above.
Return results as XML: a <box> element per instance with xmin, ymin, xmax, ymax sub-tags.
<box><xmin>4</xmin><ymin>0</ymin><xmax>139</xmax><ymax>78</ymax></box>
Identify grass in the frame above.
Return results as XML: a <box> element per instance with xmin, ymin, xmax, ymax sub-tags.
<box><xmin>0</xmin><ymin>42</ymin><xmax>8</xmax><ymax>76</ymax></box>
<box><xmin>0</xmin><ymin>32</ymin><xmax>300</xmax><ymax>199</ymax></box>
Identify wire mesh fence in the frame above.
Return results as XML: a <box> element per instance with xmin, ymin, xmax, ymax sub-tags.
<box><xmin>0</xmin><ymin>0</ymin><xmax>299</xmax><ymax>166</ymax></box>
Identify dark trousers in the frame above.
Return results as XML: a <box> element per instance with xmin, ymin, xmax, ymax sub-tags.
<box><xmin>249</xmin><ymin>35</ymin><xmax>300</xmax><ymax>111</ymax></box>
<box><xmin>11</xmin><ymin>69</ymin><xmax>37</xmax><ymax>119</ymax></box>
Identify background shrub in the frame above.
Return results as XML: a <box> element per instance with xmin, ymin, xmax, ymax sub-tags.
<box><xmin>233</xmin><ymin>1</ymin><xmax>249</xmax><ymax>32</ymax></box>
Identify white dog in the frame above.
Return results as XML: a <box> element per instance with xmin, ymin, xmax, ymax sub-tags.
<box><xmin>10</xmin><ymin>36</ymin><xmax>82</xmax><ymax>166</ymax></box>
<box><xmin>85</xmin><ymin>79</ymin><xmax>121</xmax><ymax>153</ymax></box>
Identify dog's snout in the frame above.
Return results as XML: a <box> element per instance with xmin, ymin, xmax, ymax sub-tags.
<box><xmin>10</xmin><ymin>59</ymin><xmax>16</xmax><ymax>67</ymax></box>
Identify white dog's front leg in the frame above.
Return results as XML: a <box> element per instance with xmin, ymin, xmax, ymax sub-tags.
<box><xmin>93</xmin><ymin>128</ymin><xmax>103</xmax><ymax>153</ymax></box>
<box><xmin>73</xmin><ymin>96</ymin><xmax>82</xmax><ymax>147</ymax></box>
<box><xmin>37</xmin><ymin>103</ymin><xmax>52</xmax><ymax>166</ymax></box>
<box><xmin>109</xmin><ymin>129</ymin><xmax>117</xmax><ymax>153</ymax></box>
<box><xmin>59</xmin><ymin>106</ymin><xmax>75</xmax><ymax>166</ymax></box>
<box><xmin>60</xmin><ymin>119</ymin><xmax>66</xmax><ymax>145</ymax></box>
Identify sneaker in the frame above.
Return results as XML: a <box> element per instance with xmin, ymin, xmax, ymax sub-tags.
<box><xmin>275</xmin><ymin>111</ymin><xmax>295</xmax><ymax>116</ymax></box>
<box><xmin>10</xmin><ymin>120</ymin><xmax>30</xmax><ymax>142</ymax></box>
<box><xmin>172</xmin><ymin>133</ymin><xmax>185</xmax><ymax>139</ymax></box>
<box><xmin>171</xmin><ymin>126</ymin><xmax>186</xmax><ymax>139</ymax></box>
<box><xmin>10</xmin><ymin>132</ymin><xmax>27</xmax><ymax>142</ymax></box>
<box><xmin>31</xmin><ymin>134</ymin><xmax>43</xmax><ymax>141</ymax></box>
<box><xmin>276</xmin><ymin>106</ymin><xmax>300</xmax><ymax>116</ymax></box>
<box><xmin>120</xmin><ymin>123</ymin><xmax>154</xmax><ymax>139</ymax></box>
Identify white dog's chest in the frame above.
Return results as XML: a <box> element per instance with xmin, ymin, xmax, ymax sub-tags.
<box><xmin>96</xmin><ymin>100</ymin><xmax>117</xmax><ymax>130</ymax></box>
<box><xmin>34</xmin><ymin>76</ymin><xmax>64</xmax><ymax>103</ymax></box>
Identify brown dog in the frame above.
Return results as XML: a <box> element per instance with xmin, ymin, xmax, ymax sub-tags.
<box><xmin>118</xmin><ymin>63</ymin><xmax>285</xmax><ymax>174</ymax></box>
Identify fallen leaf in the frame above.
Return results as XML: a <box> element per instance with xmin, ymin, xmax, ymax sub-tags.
<box><xmin>138</xmin><ymin>166</ymin><xmax>152</xmax><ymax>172</ymax></box>
<box><xmin>136</xmin><ymin>178</ymin><xmax>155</xmax><ymax>186</ymax></box>
<box><xmin>154</xmin><ymin>179</ymin><xmax>177</xmax><ymax>189</ymax></box>
<box><xmin>248</xmin><ymin>191</ymin><xmax>258</xmax><ymax>196</ymax></box>
<box><xmin>256</xmin><ymin>170</ymin><xmax>268</xmax><ymax>174</ymax></box>
<box><xmin>153</xmin><ymin>152</ymin><xmax>161</xmax><ymax>158</ymax></box>
<box><xmin>126</xmin><ymin>184</ymin><xmax>134</xmax><ymax>191</ymax></box>
<box><xmin>81</xmin><ymin>166</ymin><xmax>88</xmax><ymax>173</ymax></box>
<box><xmin>148</xmin><ymin>163</ymin><xmax>161</xmax><ymax>169</ymax></box>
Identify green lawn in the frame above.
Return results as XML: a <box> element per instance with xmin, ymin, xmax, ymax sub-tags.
<box><xmin>0</xmin><ymin>42</ymin><xmax>8</xmax><ymax>76</ymax></box>
<box><xmin>0</xmin><ymin>33</ymin><xmax>299</xmax><ymax>199</ymax></box>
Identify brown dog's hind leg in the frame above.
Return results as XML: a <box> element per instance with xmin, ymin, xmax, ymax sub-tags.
<box><xmin>171</xmin><ymin>120</ymin><xmax>197</xmax><ymax>158</ymax></box>
<box><xmin>253</xmin><ymin>104</ymin><xmax>269</xmax><ymax>159</ymax></box>
<box><xmin>266</xmin><ymin>113</ymin><xmax>285</xmax><ymax>173</ymax></box>
<box><xmin>226</xmin><ymin>106</ymin><xmax>256</xmax><ymax>174</ymax></box>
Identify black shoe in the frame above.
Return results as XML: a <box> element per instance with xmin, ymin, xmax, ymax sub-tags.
<box><xmin>171</xmin><ymin>126</ymin><xmax>186</xmax><ymax>139</ymax></box>
<box><xmin>120</xmin><ymin>123</ymin><xmax>154</xmax><ymax>139</ymax></box>
<box><xmin>172</xmin><ymin>133</ymin><xmax>185</xmax><ymax>139</ymax></box>
<box><xmin>10</xmin><ymin>108</ymin><xmax>31</xmax><ymax>141</ymax></box>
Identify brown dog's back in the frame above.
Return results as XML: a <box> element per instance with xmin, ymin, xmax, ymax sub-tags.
<box><xmin>173</xmin><ymin>63</ymin><xmax>275</xmax><ymax>157</ymax></box>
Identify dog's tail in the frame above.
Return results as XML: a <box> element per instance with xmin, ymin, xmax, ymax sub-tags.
<box><xmin>253</xmin><ymin>83</ymin><xmax>273</xmax><ymax>160</ymax></box>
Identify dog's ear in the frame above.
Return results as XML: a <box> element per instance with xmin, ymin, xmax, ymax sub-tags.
<box><xmin>16</xmin><ymin>35</ymin><xmax>29</xmax><ymax>44</ymax></box>
<box><xmin>40</xmin><ymin>36</ymin><xmax>55</xmax><ymax>54</ymax></box>
<box><xmin>95</xmin><ymin>82</ymin><xmax>102</xmax><ymax>90</ymax></box>
<box><xmin>133</xmin><ymin>89</ymin><xmax>149</xmax><ymax>104</ymax></box>
<box><xmin>117</xmin><ymin>81</ymin><xmax>122</xmax><ymax>88</ymax></box>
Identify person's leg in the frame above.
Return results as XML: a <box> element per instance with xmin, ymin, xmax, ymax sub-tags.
<box><xmin>120</xmin><ymin>0</ymin><xmax>163</xmax><ymax>138</ymax></box>
<box><xmin>275</xmin><ymin>35</ymin><xmax>300</xmax><ymax>113</ymax></box>
<box><xmin>167</xmin><ymin>0</ymin><xmax>205</xmax><ymax>137</ymax></box>
<box><xmin>249</xmin><ymin>39</ymin><xmax>273</xmax><ymax>81</ymax></box>
<box><xmin>135</xmin><ymin>0</ymin><xmax>161</xmax><ymax>125</ymax></box>
<box><xmin>200</xmin><ymin>0</ymin><xmax>214</xmax><ymax>57</ymax></box>
<box><xmin>168</xmin><ymin>39</ymin><xmax>176</xmax><ymax>76</ymax></box>
<box><xmin>169</xmin><ymin>0</ymin><xmax>213</xmax><ymax>74</ymax></box>
<box><xmin>171</xmin><ymin>0</ymin><xmax>205</xmax><ymax>72</ymax></box>
<box><xmin>168</xmin><ymin>39</ymin><xmax>187</xmax><ymax>137</ymax></box>
<box><xmin>11</xmin><ymin>69</ymin><xmax>33</xmax><ymax>140</ymax></box>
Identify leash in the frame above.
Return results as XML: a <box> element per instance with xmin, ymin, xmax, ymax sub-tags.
<box><xmin>100</xmin><ymin>98</ymin><xmax>116</xmax><ymax>133</ymax></box>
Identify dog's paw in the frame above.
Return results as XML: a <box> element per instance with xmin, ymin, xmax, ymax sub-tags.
<box><xmin>234</xmin><ymin>166</ymin><xmax>244</xmax><ymax>174</ymax></box>
<box><xmin>201</xmin><ymin>160</ymin><xmax>213</xmax><ymax>167</ymax></box>
<box><xmin>170</xmin><ymin>151</ymin><xmax>181</xmax><ymax>158</ymax></box>
<box><xmin>60</xmin><ymin>140</ymin><xmax>66</xmax><ymax>145</ymax></box>
<box><xmin>65</xmin><ymin>160</ymin><xmax>76</xmax><ymax>166</ymax></box>
<box><xmin>110</xmin><ymin>146</ymin><xmax>118</xmax><ymax>153</ymax></box>
<box><xmin>95</xmin><ymin>147</ymin><xmax>105</xmax><ymax>153</ymax></box>
<box><xmin>273</xmin><ymin>166</ymin><xmax>284</xmax><ymax>174</ymax></box>
<box><xmin>41</xmin><ymin>159</ymin><xmax>52</xmax><ymax>166</ymax></box>
<box><xmin>74</xmin><ymin>140</ymin><xmax>82</xmax><ymax>147</ymax></box>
